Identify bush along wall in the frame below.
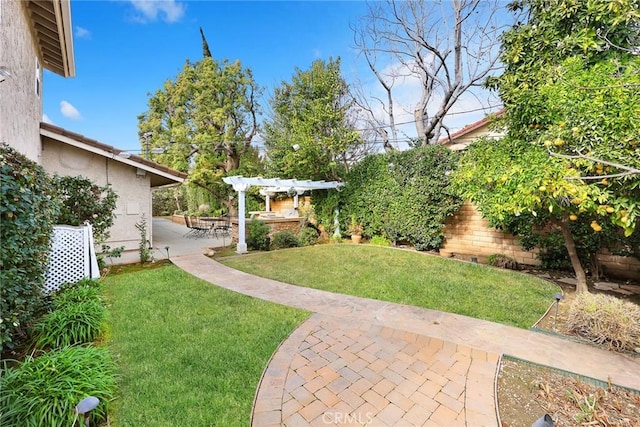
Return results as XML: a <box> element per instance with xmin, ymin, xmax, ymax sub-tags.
<box><xmin>314</xmin><ymin>145</ymin><xmax>462</xmax><ymax>250</ymax></box>
<box><xmin>0</xmin><ymin>144</ymin><xmax>60</xmax><ymax>355</ymax></box>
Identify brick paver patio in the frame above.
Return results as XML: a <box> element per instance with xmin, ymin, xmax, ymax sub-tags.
<box><xmin>170</xmin><ymin>254</ymin><xmax>640</xmax><ymax>426</ymax></box>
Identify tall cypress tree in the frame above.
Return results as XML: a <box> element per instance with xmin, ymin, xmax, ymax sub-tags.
<box><xmin>200</xmin><ymin>27</ymin><xmax>212</xmax><ymax>58</ymax></box>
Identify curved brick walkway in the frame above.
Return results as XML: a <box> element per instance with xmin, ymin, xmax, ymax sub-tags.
<box><xmin>171</xmin><ymin>254</ymin><xmax>640</xmax><ymax>426</ymax></box>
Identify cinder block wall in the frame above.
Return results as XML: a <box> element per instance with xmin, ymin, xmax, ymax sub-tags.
<box><xmin>442</xmin><ymin>202</ymin><xmax>640</xmax><ymax>279</ymax></box>
<box><xmin>231</xmin><ymin>218</ymin><xmax>303</xmax><ymax>242</ymax></box>
<box><xmin>441</xmin><ymin>202</ymin><xmax>540</xmax><ymax>265</ymax></box>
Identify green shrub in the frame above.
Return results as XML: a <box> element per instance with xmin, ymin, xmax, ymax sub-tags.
<box><xmin>298</xmin><ymin>227</ymin><xmax>319</xmax><ymax>246</ymax></box>
<box><xmin>369</xmin><ymin>235</ymin><xmax>391</xmax><ymax>246</ymax></box>
<box><xmin>31</xmin><ymin>299</ymin><xmax>106</xmax><ymax>350</ymax></box>
<box><xmin>246</xmin><ymin>219</ymin><xmax>271</xmax><ymax>251</ymax></box>
<box><xmin>50</xmin><ymin>175</ymin><xmax>117</xmax><ymax>245</ymax></box>
<box><xmin>271</xmin><ymin>230</ymin><xmax>300</xmax><ymax>250</ymax></box>
<box><xmin>0</xmin><ymin>345</ymin><xmax>116</xmax><ymax>427</ymax></box>
<box><xmin>54</xmin><ymin>279</ymin><xmax>103</xmax><ymax>307</ymax></box>
<box><xmin>567</xmin><ymin>293</ymin><xmax>640</xmax><ymax>352</ymax></box>
<box><xmin>487</xmin><ymin>254</ymin><xmax>519</xmax><ymax>270</ymax></box>
<box><xmin>313</xmin><ymin>145</ymin><xmax>462</xmax><ymax>251</ymax></box>
<box><xmin>0</xmin><ymin>144</ymin><xmax>60</xmax><ymax>354</ymax></box>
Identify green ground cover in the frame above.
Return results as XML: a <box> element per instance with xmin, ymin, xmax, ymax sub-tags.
<box><xmin>222</xmin><ymin>245</ymin><xmax>559</xmax><ymax>329</ymax></box>
<box><xmin>104</xmin><ymin>265</ymin><xmax>308</xmax><ymax>426</ymax></box>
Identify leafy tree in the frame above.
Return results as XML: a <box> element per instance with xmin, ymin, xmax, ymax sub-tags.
<box><xmin>456</xmin><ymin>0</ymin><xmax>640</xmax><ymax>292</ymax></box>
<box><xmin>138</xmin><ymin>54</ymin><xmax>261</xmax><ymax>213</ymax></box>
<box><xmin>263</xmin><ymin>58</ymin><xmax>367</xmax><ymax>181</ymax></box>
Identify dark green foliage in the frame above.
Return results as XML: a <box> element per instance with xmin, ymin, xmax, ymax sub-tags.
<box><xmin>271</xmin><ymin>230</ymin><xmax>300</xmax><ymax>250</ymax></box>
<box><xmin>298</xmin><ymin>226</ymin><xmax>319</xmax><ymax>246</ymax></box>
<box><xmin>487</xmin><ymin>254</ymin><xmax>519</xmax><ymax>270</ymax></box>
<box><xmin>246</xmin><ymin>219</ymin><xmax>270</xmax><ymax>251</ymax></box>
<box><xmin>0</xmin><ymin>144</ymin><xmax>60</xmax><ymax>353</ymax></box>
<box><xmin>0</xmin><ymin>345</ymin><xmax>116</xmax><ymax>427</ymax></box>
<box><xmin>200</xmin><ymin>26</ymin><xmax>212</xmax><ymax>58</ymax></box>
<box><xmin>50</xmin><ymin>175</ymin><xmax>117</xmax><ymax>244</ymax></box>
<box><xmin>314</xmin><ymin>145</ymin><xmax>462</xmax><ymax>251</ymax></box>
<box><xmin>31</xmin><ymin>299</ymin><xmax>106</xmax><ymax>350</ymax></box>
<box><xmin>263</xmin><ymin>58</ymin><xmax>363</xmax><ymax>181</ymax></box>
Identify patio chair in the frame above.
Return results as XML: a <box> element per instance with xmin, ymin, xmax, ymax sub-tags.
<box><xmin>214</xmin><ymin>214</ymin><xmax>231</xmax><ymax>237</ymax></box>
<box><xmin>189</xmin><ymin>216</ymin><xmax>213</xmax><ymax>239</ymax></box>
<box><xmin>183</xmin><ymin>215</ymin><xmax>198</xmax><ymax>238</ymax></box>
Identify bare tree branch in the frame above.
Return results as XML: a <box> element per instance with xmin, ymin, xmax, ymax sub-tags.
<box><xmin>352</xmin><ymin>0</ymin><xmax>517</xmax><ymax>145</ymax></box>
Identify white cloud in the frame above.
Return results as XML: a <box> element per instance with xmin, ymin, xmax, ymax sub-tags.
<box><xmin>75</xmin><ymin>26</ymin><xmax>91</xmax><ymax>39</ymax></box>
<box><xmin>128</xmin><ymin>1</ymin><xmax>186</xmax><ymax>23</ymax></box>
<box><xmin>42</xmin><ymin>113</ymin><xmax>54</xmax><ymax>124</ymax></box>
<box><xmin>60</xmin><ymin>101</ymin><xmax>81</xmax><ymax>120</ymax></box>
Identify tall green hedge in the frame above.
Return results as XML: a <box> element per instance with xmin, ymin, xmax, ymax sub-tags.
<box><xmin>314</xmin><ymin>145</ymin><xmax>462</xmax><ymax>251</ymax></box>
<box><xmin>0</xmin><ymin>145</ymin><xmax>60</xmax><ymax>354</ymax></box>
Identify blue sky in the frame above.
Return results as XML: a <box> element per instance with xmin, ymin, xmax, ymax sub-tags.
<box><xmin>43</xmin><ymin>0</ymin><xmax>503</xmax><ymax>153</ymax></box>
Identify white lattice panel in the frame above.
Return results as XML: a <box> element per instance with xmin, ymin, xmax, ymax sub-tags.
<box><xmin>44</xmin><ymin>225</ymin><xmax>91</xmax><ymax>294</ymax></box>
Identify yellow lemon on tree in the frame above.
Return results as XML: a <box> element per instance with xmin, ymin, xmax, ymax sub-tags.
<box><xmin>606</xmin><ymin>206</ymin><xmax>614</xmax><ymax>213</ymax></box>
<box><xmin>590</xmin><ymin>221</ymin><xmax>602</xmax><ymax>232</ymax></box>
<box><xmin>569</xmin><ymin>214</ymin><xmax>578</xmax><ymax>221</ymax></box>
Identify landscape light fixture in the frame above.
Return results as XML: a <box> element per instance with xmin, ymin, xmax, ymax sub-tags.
<box><xmin>0</xmin><ymin>66</ymin><xmax>12</xmax><ymax>83</ymax></box>
<box><xmin>553</xmin><ymin>293</ymin><xmax>564</xmax><ymax>331</ymax></box>
<box><xmin>74</xmin><ymin>396</ymin><xmax>100</xmax><ymax>427</ymax></box>
<box><xmin>165</xmin><ymin>246</ymin><xmax>170</xmax><ymax>260</ymax></box>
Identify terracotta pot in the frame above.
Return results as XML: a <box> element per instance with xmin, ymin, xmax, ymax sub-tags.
<box><xmin>351</xmin><ymin>234</ymin><xmax>362</xmax><ymax>244</ymax></box>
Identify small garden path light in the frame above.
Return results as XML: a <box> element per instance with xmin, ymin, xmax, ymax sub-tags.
<box><xmin>553</xmin><ymin>293</ymin><xmax>564</xmax><ymax>331</ymax></box>
<box><xmin>73</xmin><ymin>396</ymin><xmax>100</xmax><ymax>426</ymax></box>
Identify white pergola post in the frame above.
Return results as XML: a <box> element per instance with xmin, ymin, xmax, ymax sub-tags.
<box><xmin>232</xmin><ymin>182</ymin><xmax>251</xmax><ymax>254</ymax></box>
<box><xmin>265</xmin><ymin>194</ymin><xmax>271</xmax><ymax>212</ymax></box>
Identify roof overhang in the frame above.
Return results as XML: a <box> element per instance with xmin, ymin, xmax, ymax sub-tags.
<box><xmin>40</xmin><ymin>123</ymin><xmax>187</xmax><ymax>187</ymax></box>
<box><xmin>25</xmin><ymin>0</ymin><xmax>76</xmax><ymax>77</ymax></box>
<box><xmin>437</xmin><ymin>108</ymin><xmax>505</xmax><ymax>145</ymax></box>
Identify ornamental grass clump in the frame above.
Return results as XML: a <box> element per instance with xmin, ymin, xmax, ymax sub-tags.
<box><xmin>566</xmin><ymin>293</ymin><xmax>640</xmax><ymax>352</ymax></box>
<box><xmin>53</xmin><ymin>279</ymin><xmax>104</xmax><ymax>307</ymax></box>
<box><xmin>0</xmin><ymin>345</ymin><xmax>116</xmax><ymax>427</ymax></box>
<box><xmin>31</xmin><ymin>299</ymin><xmax>106</xmax><ymax>350</ymax></box>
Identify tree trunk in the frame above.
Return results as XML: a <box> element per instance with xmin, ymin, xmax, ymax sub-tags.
<box><xmin>558</xmin><ymin>218</ymin><xmax>589</xmax><ymax>293</ymax></box>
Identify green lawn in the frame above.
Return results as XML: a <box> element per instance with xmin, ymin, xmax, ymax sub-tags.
<box><xmin>104</xmin><ymin>265</ymin><xmax>308</xmax><ymax>426</ymax></box>
<box><xmin>221</xmin><ymin>245</ymin><xmax>559</xmax><ymax>329</ymax></box>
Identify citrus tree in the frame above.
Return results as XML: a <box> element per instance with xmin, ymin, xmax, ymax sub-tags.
<box><xmin>455</xmin><ymin>0</ymin><xmax>640</xmax><ymax>292</ymax></box>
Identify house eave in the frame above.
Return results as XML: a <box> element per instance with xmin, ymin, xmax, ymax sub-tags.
<box><xmin>25</xmin><ymin>0</ymin><xmax>76</xmax><ymax>77</ymax></box>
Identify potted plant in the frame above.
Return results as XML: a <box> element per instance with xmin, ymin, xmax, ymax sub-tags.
<box><xmin>348</xmin><ymin>216</ymin><xmax>363</xmax><ymax>244</ymax></box>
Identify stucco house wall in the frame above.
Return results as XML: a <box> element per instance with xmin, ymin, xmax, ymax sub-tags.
<box><xmin>0</xmin><ymin>0</ymin><xmax>43</xmax><ymax>161</ymax></box>
<box><xmin>41</xmin><ymin>138</ymin><xmax>153</xmax><ymax>251</ymax></box>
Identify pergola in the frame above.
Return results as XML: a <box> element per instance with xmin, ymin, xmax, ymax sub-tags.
<box><xmin>222</xmin><ymin>176</ymin><xmax>344</xmax><ymax>254</ymax></box>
